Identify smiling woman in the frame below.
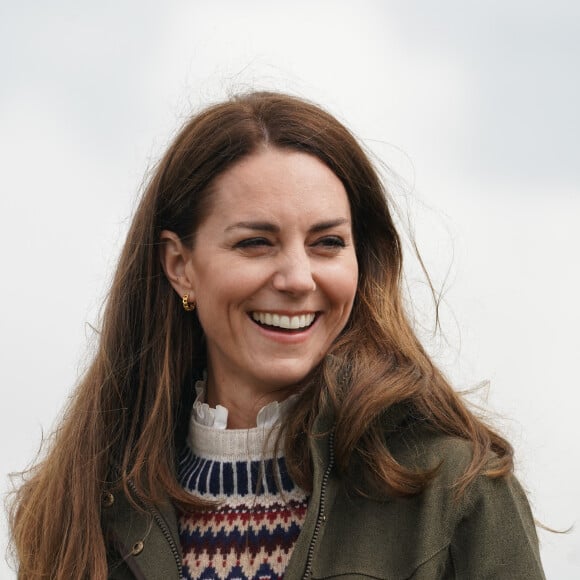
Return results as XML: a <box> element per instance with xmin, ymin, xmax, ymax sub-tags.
<box><xmin>9</xmin><ymin>92</ymin><xmax>546</xmax><ymax>579</ymax></box>
<box><xmin>160</xmin><ymin>149</ymin><xmax>358</xmax><ymax>422</ymax></box>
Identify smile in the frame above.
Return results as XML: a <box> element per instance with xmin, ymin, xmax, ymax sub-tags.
<box><xmin>251</xmin><ymin>312</ymin><xmax>316</xmax><ymax>330</ymax></box>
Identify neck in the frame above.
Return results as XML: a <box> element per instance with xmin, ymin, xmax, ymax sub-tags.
<box><xmin>205</xmin><ymin>371</ymin><xmax>297</xmax><ymax>429</ymax></box>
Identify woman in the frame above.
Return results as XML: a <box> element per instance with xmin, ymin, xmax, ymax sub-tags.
<box><xmin>10</xmin><ymin>92</ymin><xmax>545</xmax><ymax>579</ymax></box>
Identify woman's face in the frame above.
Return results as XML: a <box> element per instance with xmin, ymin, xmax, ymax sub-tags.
<box><xmin>186</xmin><ymin>147</ymin><xmax>358</xmax><ymax>396</ymax></box>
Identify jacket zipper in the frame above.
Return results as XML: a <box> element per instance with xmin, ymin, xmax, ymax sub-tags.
<box><xmin>302</xmin><ymin>430</ymin><xmax>335</xmax><ymax>580</ymax></box>
<box><xmin>148</xmin><ymin>502</ymin><xmax>183</xmax><ymax>580</ymax></box>
<box><xmin>127</xmin><ymin>480</ymin><xmax>183</xmax><ymax>580</ymax></box>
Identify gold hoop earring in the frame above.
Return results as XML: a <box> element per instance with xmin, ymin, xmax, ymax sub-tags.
<box><xmin>182</xmin><ymin>294</ymin><xmax>196</xmax><ymax>312</ymax></box>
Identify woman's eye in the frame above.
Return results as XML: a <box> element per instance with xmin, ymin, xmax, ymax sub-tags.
<box><xmin>315</xmin><ymin>236</ymin><xmax>346</xmax><ymax>248</ymax></box>
<box><xmin>234</xmin><ymin>237</ymin><xmax>272</xmax><ymax>249</ymax></box>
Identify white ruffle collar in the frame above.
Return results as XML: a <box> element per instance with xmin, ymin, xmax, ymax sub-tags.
<box><xmin>191</xmin><ymin>377</ymin><xmax>299</xmax><ymax>430</ymax></box>
<box><xmin>187</xmin><ymin>377</ymin><xmax>299</xmax><ymax>460</ymax></box>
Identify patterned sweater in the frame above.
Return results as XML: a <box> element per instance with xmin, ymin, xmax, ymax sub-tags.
<box><xmin>177</xmin><ymin>388</ymin><xmax>309</xmax><ymax>580</ymax></box>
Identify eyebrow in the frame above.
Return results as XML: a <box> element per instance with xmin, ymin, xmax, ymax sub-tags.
<box><xmin>225</xmin><ymin>218</ymin><xmax>350</xmax><ymax>234</ymax></box>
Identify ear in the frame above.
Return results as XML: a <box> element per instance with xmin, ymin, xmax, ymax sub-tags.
<box><xmin>159</xmin><ymin>230</ymin><xmax>196</xmax><ymax>299</ymax></box>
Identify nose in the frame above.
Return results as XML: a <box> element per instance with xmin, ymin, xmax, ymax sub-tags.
<box><xmin>272</xmin><ymin>248</ymin><xmax>316</xmax><ymax>295</ymax></box>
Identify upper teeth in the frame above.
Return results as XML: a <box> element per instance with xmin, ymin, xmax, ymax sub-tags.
<box><xmin>252</xmin><ymin>312</ymin><xmax>316</xmax><ymax>330</ymax></box>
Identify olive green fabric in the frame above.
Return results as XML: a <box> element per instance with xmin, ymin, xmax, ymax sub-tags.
<box><xmin>102</xmin><ymin>409</ymin><xmax>545</xmax><ymax>579</ymax></box>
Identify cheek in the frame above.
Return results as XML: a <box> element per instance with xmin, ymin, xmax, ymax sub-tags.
<box><xmin>322</xmin><ymin>261</ymin><xmax>359</xmax><ymax>314</ymax></box>
<box><xmin>193</xmin><ymin>270</ymin><xmax>263</xmax><ymax>326</ymax></box>
<box><xmin>336</xmin><ymin>260</ymin><xmax>359</xmax><ymax>301</ymax></box>
<box><xmin>348</xmin><ymin>263</ymin><xmax>359</xmax><ymax>297</ymax></box>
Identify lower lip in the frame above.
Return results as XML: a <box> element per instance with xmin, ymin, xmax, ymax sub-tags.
<box><xmin>249</xmin><ymin>315</ymin><xmax>319</xmax><ymax>344</ymax></box>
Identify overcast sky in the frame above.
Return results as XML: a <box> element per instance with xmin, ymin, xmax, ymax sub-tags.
<box><xmin>1</xmin><ymin>1</ymin><xmax>579</xmax><ymax>577</ymax></box>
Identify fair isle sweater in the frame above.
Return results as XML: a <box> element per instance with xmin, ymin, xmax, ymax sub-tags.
<box><xmin>176</xmin><ymin>386</ymin><xmax>309</xmax><ymax>580</ymax></box>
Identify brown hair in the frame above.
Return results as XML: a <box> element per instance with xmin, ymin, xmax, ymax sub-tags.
<box><xmin>9</xmin><ymin>92</ymin><xmax>512</xmax><ymax>578</ymax></box>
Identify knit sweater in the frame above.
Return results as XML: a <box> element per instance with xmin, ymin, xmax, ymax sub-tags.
<box><xmin>176</xmin><ymin>386</ymin><xmax>308</xmax><ymax>580</ymax></box>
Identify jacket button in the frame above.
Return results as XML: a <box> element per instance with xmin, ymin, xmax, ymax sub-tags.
<box><xmin>131</xmin><ymin>541</ymin><xmax>144</xmax><ymax>556</ymax></box>
<box><xmin>102</xmin><ymin>492</ymin><xmax>115</xmax><ymax>508</ymax></box>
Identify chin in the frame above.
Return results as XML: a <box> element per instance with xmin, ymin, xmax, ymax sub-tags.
<box><xmin>256</xmin><ymin>364</ymin><xmax>317</xmax><ymax>392</ymax></box>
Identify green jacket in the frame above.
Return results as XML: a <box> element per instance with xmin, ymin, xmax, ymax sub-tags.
<box><xmin>102</xmin><ymin>408</ymin><xmax>545</xmax><ymax>579</ymax></box>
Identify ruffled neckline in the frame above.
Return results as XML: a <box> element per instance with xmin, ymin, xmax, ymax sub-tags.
<box><xmin>186</xmin><ymin>377</ymin><xmax>299</xmax><ymax>460</ymax></box>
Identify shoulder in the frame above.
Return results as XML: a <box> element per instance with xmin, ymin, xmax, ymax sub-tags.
<box><xmin>384</xmin><ymin>418</ymin><xmax>537</xmax><ymax>528</ymax></box>
<box><xmin>319</xmin><ymin>425</ymin><xmax>544</xmax><ymax>578</ymax></box>
<box><xmin>387</xmin><ymin>418</ymin><xmax>476</xmax><ymax>483</ymax></box>
<box><xmin>389</xmin><ymin>422</ymin><xmax>545</xmax><ymax>578</ymax></box>
<box><xmin>388</xmin><ymin>421</ymin><xmax>530</xmax><ymax>511</ymax></box>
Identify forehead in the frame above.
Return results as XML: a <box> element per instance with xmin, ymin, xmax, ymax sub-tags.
<box><xmin>205</xmin><ymin>147</ymin><xmax>351</xmax><ymax>222</ymax></box>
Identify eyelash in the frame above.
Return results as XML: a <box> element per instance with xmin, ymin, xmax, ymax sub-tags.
<box><xmin>316</xmin><ymin>236</ymin><xmax>346</xmax><ymax>248</ymax></box>
<box><xmin>234</xmin><ymin>237</ymin><xmax>271</xmax><ymax>248</ymax></box>
<box><xmin>234</xmin><ymin>236</ymin><xmax>346</xmax><ymax>249</ymax></box>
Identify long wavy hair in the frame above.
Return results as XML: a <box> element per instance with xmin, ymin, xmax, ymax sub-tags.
<box><xmin>9</xmin><ymin>91</ymin><xmax>512</xmax><ymax>578</ymax></box>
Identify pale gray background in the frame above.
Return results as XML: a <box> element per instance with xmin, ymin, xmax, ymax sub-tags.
<box><xmin>1</xmin><ymin>1</ymin><xmax>579</xmax><ymax>578</ymax></box>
